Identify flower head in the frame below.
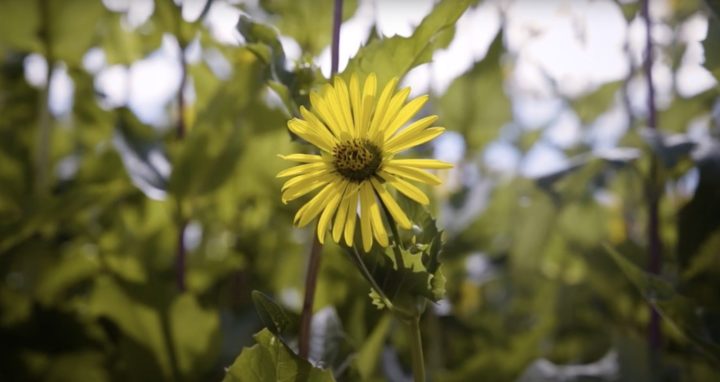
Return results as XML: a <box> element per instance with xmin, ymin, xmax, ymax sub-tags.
<box><xmin>278</xmin><ymin>74</ymin><xmax>452</xmax><ymax>252</ymax></box>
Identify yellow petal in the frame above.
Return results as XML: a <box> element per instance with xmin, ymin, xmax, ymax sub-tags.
<box><xmin>371</xmin><ymin>178</ymin><xmax>412</xmax><ymax>229</ymax></box>
<box><xmin>287</xmin><ymin>119</ymin><xmax>334</xmax><ymax>152</ymax></box>
<box><xmin>349</xmin><ymin>74</ymin><xmax>362</xmax><ymax>134</ymax></box>
<box><xmin>385</xmin><ymin>127</ymin><xmax>445</xmax><ymax>154</ymax></box>
<box><xmin>333</xmin><ymin>77</ymin><xmax>355</xmax><ymax>137</ymax></box>
<box><xmin>362</xmin><ymin>183</ymin><xmax>388</xmax><ymax>247</ymax></box>
<box><xmin>383</xmin><ymin>115</ymin><xmax>437</xmax><ymax>149</ymax></box>
<box><xmin>277</xmin><ymin>162</ymin><xmax>326</xmax><ymax>178</ymax></box>
<box><xmin>383</xmin><ymin>165</ymin><xmax>442</xmax><ymax>185</ymax></box>
<box><xmin>310</xmin><ymin>89</ymin><xmax>342</xmax><ymax>137</ymax></box>
<box><xmin>317</xmin><ymin>181</ymin><xmax>346</xmax><ymax>244</ymax></box>
<box><xmin>344</xmin><ymin>191</ymin><xmax>358</xmax><ymax>247</ymax></box>
<box><xmin>281</xmin><ymin>172</ymin><xmax>331</xmax><ymax>203</ymax></box>
<box><xmin>363</xmin><ymin>73</ymin><xmax>377</xmax><ymax>99</ymax></box>
<box><xmin>380</xmin><ymin>172</ymin><xmax>430</xmax><ymax>205</ymax></box>
<box><xmin>332</xmin><ymin>187</ymin><xmax>353</xmax><ymax>243</ymax></box>
<box><xmin>372</xmin><ymin>87</ymin><xmax>410</xmax><ymax>141</ymax></box>
<box><xmin>359</xmin><ymin>183</ymin><xmax>374</xmax><ymax>252</ymax></box>
<box><xmin>359</xmin><ymin>75</ymin><xmax>377</xmax><ymax>136</ymax></box>
<box><xmin>367</xmin><ymin>77</ymin><xmax>398</xmax><ymax>139</ymax></box>
<box><xmin>383</xmin><ymin>95</ymin><xmax>429</xmax><ymax>140</ymax></box>
<box><xmin>388</xmin><ymin>158</ymin><xmax>453</xmax><ymax>169</ymax></box>
<box><xmin>279</xmin><ymin>154</ymin><xmax>323</xmax><ymax>163</ymax></box>
<box><xmin>295</xmin><ymin>182</ymin><xmax>337</xmax><ymax>227</ymax></box>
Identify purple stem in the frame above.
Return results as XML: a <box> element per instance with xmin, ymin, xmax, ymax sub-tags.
<box><xmin>331</xmin><ymin>0</ymin><xmax>343</xmax><ymax>75</ymax></box>
<box><xmin>642</xmin><ymin>0</ymin><xmax>663</xmax><ymax>356</ymax></box>
<box><xmin>298</xmin><ymin>0</ymin><xmax>343</xmax><ymax>360</ymax></box>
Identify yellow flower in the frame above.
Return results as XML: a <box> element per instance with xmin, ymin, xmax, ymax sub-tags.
<box><xmin>277</xmin><ymin>74</ymin><xmax>452</xmax><ymax>252</ymax></box>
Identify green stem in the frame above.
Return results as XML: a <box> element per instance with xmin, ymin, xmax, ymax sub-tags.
<box><xmin>160</xmin><ymin>309</ymin><xmax>182</xmax><ymax>382</ymax></box>
<box><xmin>405</xmin><ymin>315</ymin><xmax>425</xmax><ymax>382</ymax></box>
<box><xmin>377</xmin><ymin>191</ymin><xmax>405</xmax><ymax>269</ymax></box>
<box><xmin>348</xmin><ymin>245</ymin><xmax>394</xmax><ymax>310</ymax></box>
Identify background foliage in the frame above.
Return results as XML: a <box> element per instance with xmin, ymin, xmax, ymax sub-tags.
<box><xmin>1</xmin><ymin>0</ymin><xmax>720</xmax><ymax>381</ymax></box>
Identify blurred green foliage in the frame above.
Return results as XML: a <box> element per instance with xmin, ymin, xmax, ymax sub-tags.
<box><xmin>1</xmin><ymin>0</ymin><xmax>720</xmax><ymax>381</ymax></box>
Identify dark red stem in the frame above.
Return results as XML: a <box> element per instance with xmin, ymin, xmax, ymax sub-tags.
<box><xmin>642</xmin><ymin>0</ymin><xmax>663</xmax><ymax>356</ymax></box>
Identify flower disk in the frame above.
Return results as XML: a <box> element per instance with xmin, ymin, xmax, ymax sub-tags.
<box><xmin>332</xmin><ymin>139</ymin><xmax>382</xmax><ymax>182</ymax></box>
<box><xmin>277</xmin><ymin>74</ymin><xmax>452</xmax><ymax>252</ymax></box>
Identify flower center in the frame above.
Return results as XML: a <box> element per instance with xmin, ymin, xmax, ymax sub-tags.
<box><xmin>332</xmin><ymin>139</ymin><xmax>382</xmax><ymax>182</ymax></box>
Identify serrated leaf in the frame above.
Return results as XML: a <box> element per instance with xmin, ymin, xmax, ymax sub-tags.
<box><xmin>222</xmin><ymin>328</ymin><xmax>335</xmax><ymax>382</ymax></box>
<box><xmin>341</xmin><ymin>0</ymin><xmax>473</xmax><ymax>84</ymax></box>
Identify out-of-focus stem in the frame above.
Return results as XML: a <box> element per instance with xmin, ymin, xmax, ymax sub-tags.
<box><xmin>298</xmin><ymin>0</ymin><xmax>343</xmax><ymax>361</ymax></box>
<box><xmin>405</xmin><ymin>315</ymin><xmax>426</xmax><ymax>382</ymax></box>
<box><xmin>331</xmin><ymin>0</ymin><xmax>343</xmax><ymax>75</ymax></box>
<box><xmin>299</xmin><ymin>233</ymin><xmax>322</xmax><ymax>360</ymax></box>
<box><xmin>174</xmin><ymin>8</ymin><xmax>189</xmax><ymax>291</ymax></box>
<box><xmin>35</xmin><ymin>0</ymin><xmax>53</xmax><ymax>195</ymax></box>
<box><xmin>641</xmin><ymin>0</ymin><xmax>663</xmax><ymax>361</ymax></box>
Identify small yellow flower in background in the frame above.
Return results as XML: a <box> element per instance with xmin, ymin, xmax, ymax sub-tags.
<box><xmin>277</xmin><ymin>74</ymin><xmax>452</xmax><ymax>252</ymax></box>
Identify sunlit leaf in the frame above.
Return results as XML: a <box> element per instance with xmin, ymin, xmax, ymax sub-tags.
<box><xmin>222</xmin><ymin>328</ymin><xmax>335</xmax><ymax>382</ymax></box>
<box><xmin>341</xmin><ymin>0</ymin><xmax>473</xmax><ymax>84</ymax></box>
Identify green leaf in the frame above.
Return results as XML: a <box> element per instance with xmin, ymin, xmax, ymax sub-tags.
<box><xmin>0</xmin><ymin>0</ymin><xmax>104</xmax><ymax>65</ymax></box>
<box><xmin>259</xmin><ymin>0</ymin><xmax>358</xmax><ymax>55</ymax></box>
<box><xmin>0</xmin><ymin>0</ymin><xmax>40</xmax><ymax>53</ymax></box>
<box><xmin>641</xmin><ymin>129</ymin><xmax>696</xmax><ymax>170</ymax></box>
<box><xmin>89</xmin><ymin>277</ymin><xmax>220</xmax><ymax>380</ymax></box>
<box><xmin>170</xmin><ymin>294</ymin><xmax>221</xmax><ymax>377</ymax></box>
<box><xmin>703</xmin><ymin>15</ymin><xmax>720</xmax><ymax>82</ymax></box>
<box><xmin>704</xmin><ymin>0</ymin><xmax>720</xmax><ymax>20</ymax></box>
<box><xmin>307</xmin><ymin>307</ymin><xmax>354</xmax><ymax>373</ymax></box>
<box><xmin>222</xmin><ymin>328</ymin><xmax>335</xmax><ymax>382</ymax></box>
<box><xmin>354</xmin><ymin>314</ymin><xmax>392</xmax><ymax>379</ymax></box>
<box><xmin>437</xmin><ymin>32</ymin><xmax>510</xmax><ymax>151</ymax></box>
<box><xmin>168</xmin><ymin>124</ymin><xmax>243</xmax><ymax>199</ymax></box>
<box><xmin>659</xmin><ymin>89</ymin><xmax>718</xmax><ymax>132</ymax></box>
<box><xmin>571</xmin><ymin>81</ymin><xmax>622</xmax><ymax>123</ymax></box>
<box><xmin>341</xmin><ymin>0</ymin><xmax>473</xmax><ymax>84</ymax></box>
<box><xmin>236</xmin><ymin>15</ymin><xmax>320</xmax><ymax>114</ymax></box>
<box><xmin>604</xmin><ymin>245</ymin><xmax>720</xmax><ymax>364</ymax></box>
<box><xmin>100</xmin><ymin>13</ymin><xmax>164</xmax><ymax>65</ymax></box>
<box><xmin>251</xmin><ymin>290</ymin><xmax>298</xmax><ymax>337</ymax></box>
<box><xmin>677</xmin><ymin>148</ymin><xmax>720</xmax><ymax>269</ymax></box>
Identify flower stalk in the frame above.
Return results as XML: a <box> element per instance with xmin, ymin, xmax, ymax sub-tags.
<box><xmin>405</xmin><ymin>314</ymin><xmax>426</xmax><ymax>382</ymax></box>
<box><xmin>641</xmin><ymin>0</ymin><xmax>663</xmax><ymax>364</ymax></box>
<box><xmin>297</xmin><ymin>0</ymin><xmax>344</xmax><ymax>361</ymax></box>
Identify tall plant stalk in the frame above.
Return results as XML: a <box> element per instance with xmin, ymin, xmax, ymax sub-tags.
<box><xmin>298</xmin><ymin>0</ymin><xmax>344</xmax><ymax>360</ymax></box>
<box><xmin>35</xmin><ymin>0</ymin><xmax>53</xmax><ymax>196</ymax></box>
<box><xmin>175</xmin><ymin>10</ymin><xmax>189</xmax><ymax>292</ymax></box>
<box><xmin>641</xmin><ymin>0</ymin><xmax>663</xmax><ymax>361</ymax></box>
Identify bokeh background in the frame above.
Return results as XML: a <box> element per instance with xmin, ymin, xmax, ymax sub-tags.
<box><xmin>1</xmin><ymin>0</ymin><xmax>720</xmax><ymax>380</ymax></box>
